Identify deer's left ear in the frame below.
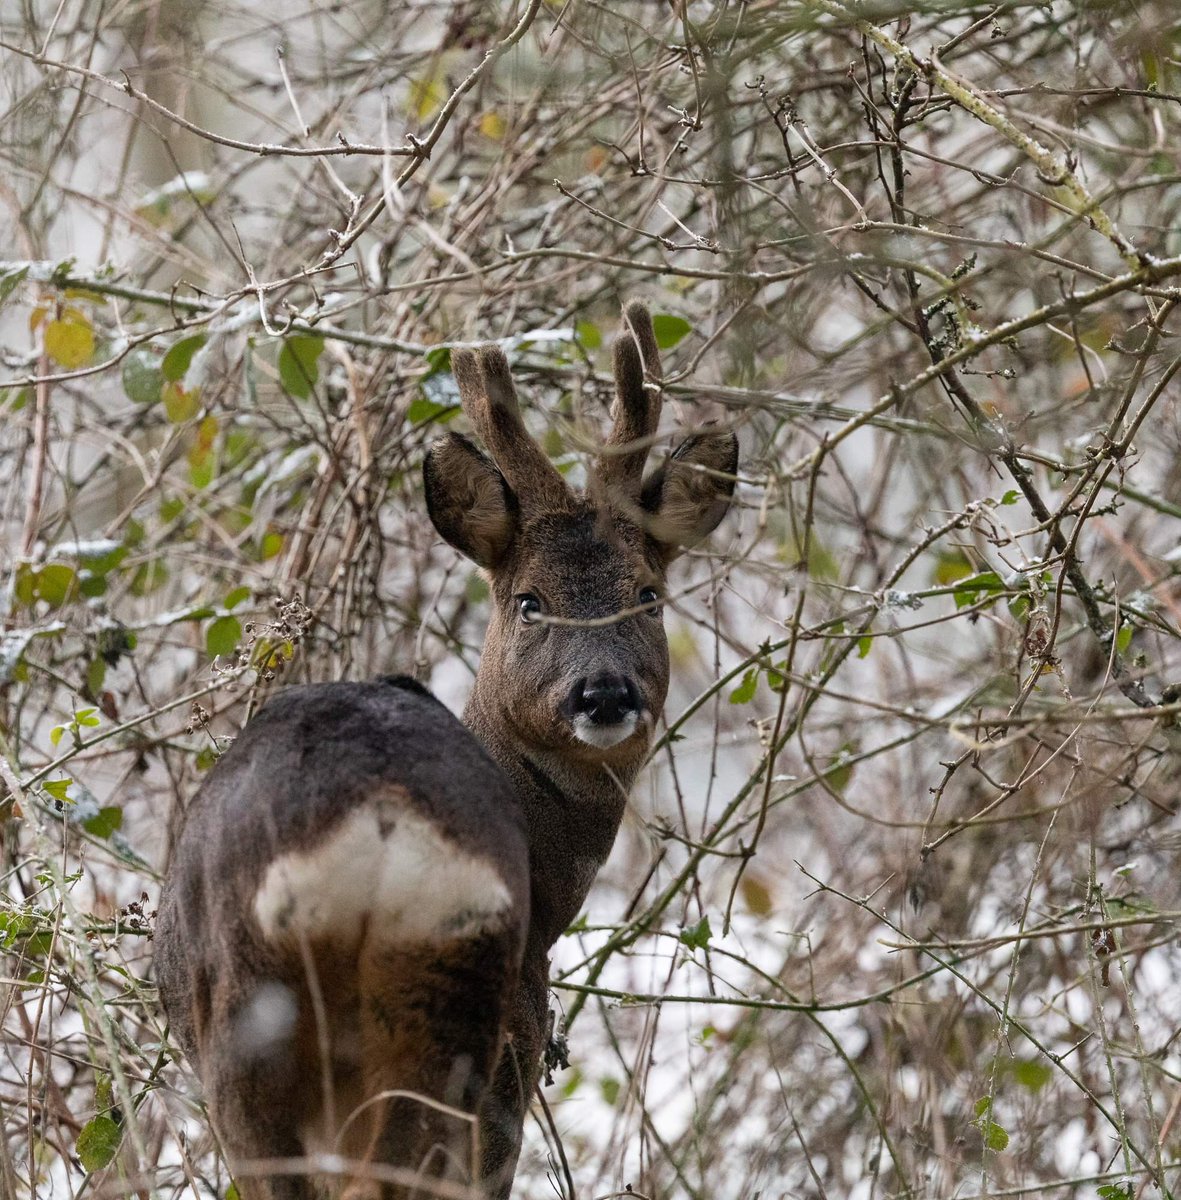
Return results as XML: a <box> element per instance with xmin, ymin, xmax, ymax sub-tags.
<box><xmin>423</xmin><ymin>432</ymin><xmax>519</xmax><ymax>568</ymax></box>
<box><xmin>641</xmin><ymin>429</ymin><xmax>738</xmax><ymax>562</ymax></box>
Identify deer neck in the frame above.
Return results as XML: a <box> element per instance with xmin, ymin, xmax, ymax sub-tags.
<box><xmin>463</xmin><ymin>683</ymin><xmax>638</xmax><ymax>953</ymax></box>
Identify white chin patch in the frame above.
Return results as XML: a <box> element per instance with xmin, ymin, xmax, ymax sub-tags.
<box><xmin>573</xmin><ymin>712</ymin><xmax>639</xmax><ymax>749</ymax></box>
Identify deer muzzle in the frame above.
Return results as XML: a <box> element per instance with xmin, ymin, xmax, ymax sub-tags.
<box><xmin>566</xmin><ymin>672</ymin><xmax>642</xmax><ymax>749</ymax></box>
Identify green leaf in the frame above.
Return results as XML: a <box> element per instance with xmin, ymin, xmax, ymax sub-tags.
<box><xmin>857</xmin><ymin>635</ymin><xmax>873</xmax><ymax>658</ymax></box>
<box><xmin>162</xmin><ymin>334</ymin><xmax>206</xmax><ymax>382</ymax></box>
<box><xmin>0</xmin><ymin>264</ymin><xmax>29</xmax><ymax>307</ymax></box>
<box><xmin>76</xmin><ymin>1114</ymin><xmax>122</xmax><ymax>1172</ymax></box>
<box><xmin>598</xmin><ymin>1076</ymin><xmax>620</xmax><ymax>1106</ymax></box>
<box><xmin>14</xmin><ymin>564</ymin><xmax>36</xmax><ymax>607</ymax></box>
<box><xmin>729</xmin><ymin>668</ymin><xmax>758</xmax><ymax>705</ymax></box>
<box><xmin>3</xmin><ymin>385</ymin><xmax>32</xmax><ymax>413</ymax></box>
<box><xmin>159</xmin><ymin>496</ymin><xmax>185</xmax><ymax>523</ymax></box>
<box><xmin>24</xmin><ymin>927</ymin><xmax>55</xmax><ymax>955</ymax></box>
<box><xmin>82</xmin><ymin>806</ymin><xmax>123</xmax><ymax>838</ymax></box>
<box><xmin>122</xmin><ymin>349</ymin><xmax>163</xmax><ymax>404</ymax></box>
<box><xmin>224</xmin><ymin>586</ymin><xmax>251</xmax><ymax>610</ymax></box>
<box><xmin>465</xmin><ymin>573</ymin><xmax>489</xmax><ymax>604</ymax></box>
<box><xmin>933</xmin><ymin>550</ymin><xmax>974</xmax><ymax>586</ymax></box>
<box><xmin>77</xmin><ymin>541</ymin><xmax>128</xmax><ymax>574</ymax></box>
<box><xmin>206</xmin><ymin>616</ymin><xmax>242</xmax><ymax>658</ymax></box>
<box><xmin>678</xmin><ymin>915</ymin><xmax>712</xmax><ymax>951</ymax></box>
<box><xmin>42</xmin><ymin>779</ymin><xmax>72</xmax><ymax>803</ymax></box>
<box><xmin>189</xmin><ymin>454</ymin><xmax>214</xmax><ymax>490</ymax></box>
<box><xmin>86</xmin><ymin>657</ymin><xmax>106</xmax><ymax>696</ymax></box>
<box><xmin>278</xmin><ymin>335</ymin><xmax>325</xmax><ymax>400</ymax></box>
<box><xmin>981</xmin><ymin>1120</ymin><xmax>1009</xmax><ymax>1152</ymax></box>
<box><xmin>37</xmin><ymin>563</ymin><xmax>77</xmax><ymax>607</ymax></box>
<box><xmin>226</xmin><ymin>1185</ymin><xmax>241</xmax><ymax>1200</ymax></box>
<box><xmin>48</xmin><ymin>257</ymin><xmax>77</xmax><ymax>286</ymax></box>
<box><xmin>408</xmin><ymin>396</ymin><xmax>457</xmax><ymax>425</ymax></box>
<box><xmin>651</xmin><ymin>313</ymin><xmax>692</xmax><ymax>350</ymax></box>
<box><xmin>1000</xmin><ymin>489</ymin><xmax>1019</xmax><ymax>505</ymax></box>
<box><xmin>423</xmin><ymin>344</ymin><xmax>452</xmax><ymax>377</ymax></box>
<box><xmin>823</xmin><ymin>749</ymin><xmax>855</xmax><ymax>792</ymax></box>
<box><xmin>1098</xmin><ymin>1183</ymin><xmax>1133</xmax><ymax>1200</ymax></box>
<box><xmin>954</xmin><ymin>571</ymin><xmax>1003</xmax><ymax>610</ymax></box>
<box><xmin>973</xmin><ymin>1096</ymin><xmax>1010</xmax><ymax>1152</ymax></box>
<box><xmin>1009</xmin><ymin>1057</ymin><xmax>1052</xmax><ymax>1092</ymax></box>
<box><xmin>575</xmin><ymin>320</ymin><xmax>601</xmax><ymax>350</ymax></box>
<box><xmin>1116</xmin><ymin>623</ymin><xmax>1133</xmax><ymax>654</ymax></box>
<box><xmin>50</xmin><ymin>726</ymin><xmax>65</xmax><ymax>747</ymax></box>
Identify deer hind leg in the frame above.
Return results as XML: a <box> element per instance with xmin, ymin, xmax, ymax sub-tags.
<box><xmin>204</xmin><ymin>1027</ymin><xmax>314</xmax><ymax>1200</ymax></box>
<box><xmin>334</xmin><ymin>928</ymin><xmax>522</xmax><ymax>1200</ymax></box>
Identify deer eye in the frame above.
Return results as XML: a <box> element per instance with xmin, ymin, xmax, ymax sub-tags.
<box><xmin>517</xmin><ymin>594</ymin><xmax>543</xmax><ymax>624</ymax></box>
<box><xmin>638</xmin><ymin>587</ymin><xmax>661</xmax><ymax>616</ymax></box>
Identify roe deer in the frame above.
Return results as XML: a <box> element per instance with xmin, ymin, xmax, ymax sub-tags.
<box><xmin>155</xmin><ymin>301</ymin><xmax>737</xmax><ymax>1199</ymax></box>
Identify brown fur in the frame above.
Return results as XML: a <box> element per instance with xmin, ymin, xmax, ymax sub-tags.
<box><xmin>155</xmin><ymin>303</ymin><xmax>737</xmax><ymax>1200</ymax></box>
<box><xmin>451</xmin><ymin>345</ymin><xmax>569</xmax><ymax>512</ymax></box>
<box><xmin>640</xmin><ymin>430</ymin><xmax>739</xmax><ymax>561</ymax></box>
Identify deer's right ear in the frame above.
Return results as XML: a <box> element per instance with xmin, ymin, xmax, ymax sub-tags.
<box><xmin>423</xmin><ymin>433</ymin><xmax>518</xmax><ymax>568</ymax></box>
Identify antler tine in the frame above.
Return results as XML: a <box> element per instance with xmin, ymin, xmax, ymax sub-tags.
<box><xmin>452</xmin><ymin>344</ymin><xmax>569</xmax><ymax>509</ymax></box>
<box><xmin>597</xmin><ymin>301</ymin><xmax>664</xmax><ymax>501</ymax></box>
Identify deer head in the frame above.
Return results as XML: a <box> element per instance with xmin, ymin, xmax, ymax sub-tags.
<box><xmin>423</xmin><ymin>302</ymin><xmax>738</xmax><ymax>775</ymax></box>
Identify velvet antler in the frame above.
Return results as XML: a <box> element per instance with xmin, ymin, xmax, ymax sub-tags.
<box><xmin>451</xmin><ymin>345</ymin><xmax>571</xmax><ymax>512</ymax></box>
<box><xmin>595</xmin><ymin>301</ymin><xmax>664</xmax><ymax>502</ymax></box>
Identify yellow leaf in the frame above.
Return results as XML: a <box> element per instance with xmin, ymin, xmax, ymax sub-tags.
<box><xmin>29</xmin><ymin>303</ymin><xmax>49</xmax><ymax>334</ymax></box>
<box><xmin>740</xmin><ymin>874</ymin><xmax>774</xmax><ymax>916</ymax></box>
<box><xmin>479</xmin><ymin>111</ymin><xmax>505</xmax><ymax>140</ymax></box>
<box><xmin>161</xmin><ymin>381</ymin><xmax>200</xmax><ymax>422</ymax></box>
<box><xmin>409</xmin><ymin>70</ymin><xmax>445</xmax><ymax>121</ymax></box>
<box><xmin>194</xmin><ymin>414</ymin><xmax>218</xmax><ymax>451</ymax></box>
<box><xmin>260</xmin><ymin>530</ymin><xmax>284</xmax><ymax>560</ymax></box>
<box><xmin>44</xmin><ymin>317</ymin><xmax>95</xmax><ymax>368</ymax></box>
<box><xmin>933</xmin><ymin>550</ymin><xmax>973</xmax><ymax>587</ymax></box>
<box><xmin>188</xmin><ymin>415</ymin><xmax>218</xmax><ymax>468</ymax></box>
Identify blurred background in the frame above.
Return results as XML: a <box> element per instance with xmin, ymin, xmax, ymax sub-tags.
<box><xmin>2</xmin><ymin>1</ymin><xmax>1181</xmax><ymax>1196</ymax></box>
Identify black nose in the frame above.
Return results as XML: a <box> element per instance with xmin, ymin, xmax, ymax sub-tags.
<box><xmin>571</xmin><ymin>674</ymin><xmax>639</xmax><ymax>725</ymax></box>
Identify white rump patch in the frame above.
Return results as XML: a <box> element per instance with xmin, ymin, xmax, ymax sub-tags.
<box><xmin>253</xmin><ymin>802</ymin><xmax>514</xmax><ymax>946</ymax></box>
<box><xmin>232</xmin><ymin>981</ymin><xmax>298</xmax><ymax>1059</ymax></box>
<box><xmin>572</xmin><ymin>711</ymin><xmax>639</xmax><ymax>749</ymax></box>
